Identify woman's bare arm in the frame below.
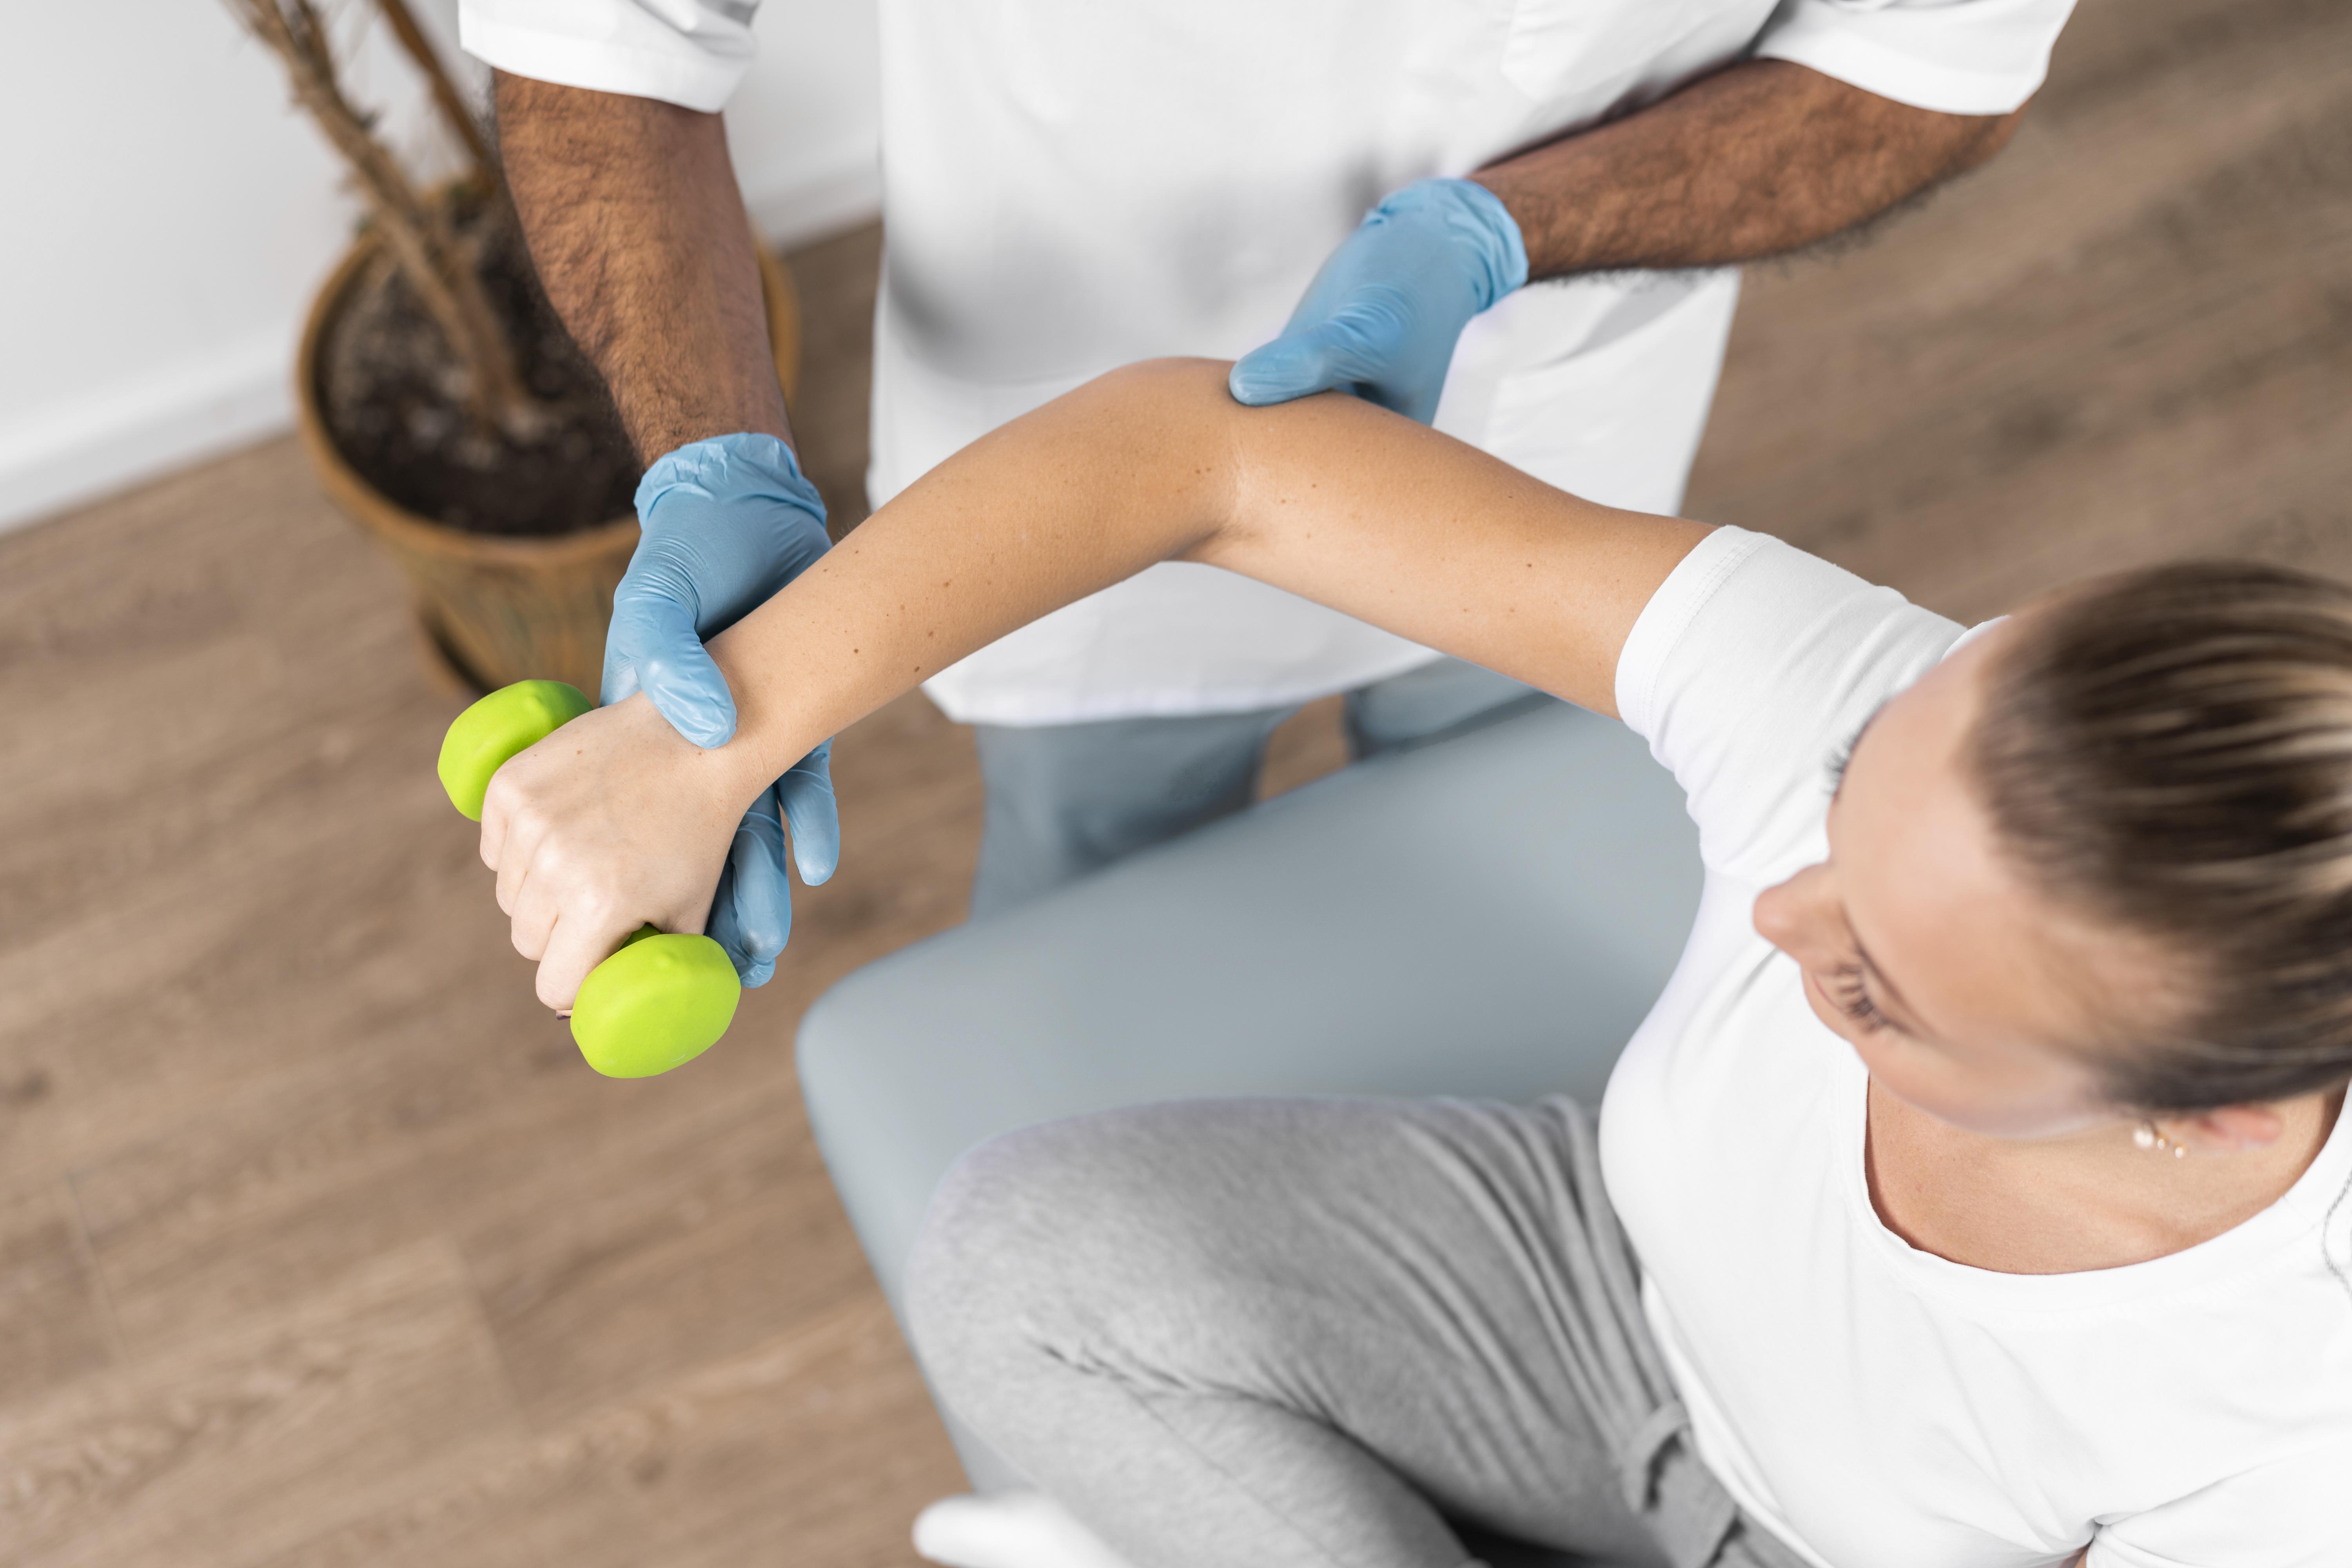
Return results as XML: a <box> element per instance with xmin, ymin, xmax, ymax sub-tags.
<box><xmin>707</xmin><ymin>358</ymin><xmax>1709</xmax><ymax>789</ymax></box>
<box><xmin>481</xmin><ymin>358</ymin><xmax>1709</xmax><ymax>1005</ymax></box>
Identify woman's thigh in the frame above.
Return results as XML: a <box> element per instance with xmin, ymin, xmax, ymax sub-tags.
<box><xmin>907</xmin><ymin>1095</ymin><xmax>1665</xmax><ymax>1567</ymax></box>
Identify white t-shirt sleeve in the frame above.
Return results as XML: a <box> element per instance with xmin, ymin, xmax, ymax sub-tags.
<box><xmin>459</xmin><ymin>0</ymin><xmax>759</xmax><ymax>113</ymax></box>
<box><xmin>1752</xmin><ymin>0</ymin><xmax>2080</xmax><ymax>116</ymax></box>
<box><xmin>2086</xmin><ymin>1436</ymin><xmax>2352</xmax><ymax>1568</ymax></box>
<box><xmin>1613</xmin><ymin>527</ymin><xmax>1962</xmax><ymax>886</ymax></box>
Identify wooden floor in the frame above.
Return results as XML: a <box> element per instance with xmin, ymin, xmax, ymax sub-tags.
<box><xmin>3</xmin><ymin>0</ymin><xmax>2347</xmax><ymax>1561</ymax></box>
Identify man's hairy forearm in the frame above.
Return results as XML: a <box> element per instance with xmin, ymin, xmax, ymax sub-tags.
<box><xmin>494</xmin><ymin>71</ymin><xmax>789</xmax><ymax>461</ymax></box>
<box><xmin>1475</xmin><ymin>60</ymin><xmax>2027</xmax><ymax>279</ymax></box>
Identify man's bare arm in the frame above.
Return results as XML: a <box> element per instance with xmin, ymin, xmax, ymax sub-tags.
<box><xmin>494</xmin><ymin>71</ymin><xmax>789</xmax><ymax>461</ymax></box>
<box><xmin>1475</xmin><ymin>60</ymin><xmax>2027</xmax><ymax>279</ymax></box>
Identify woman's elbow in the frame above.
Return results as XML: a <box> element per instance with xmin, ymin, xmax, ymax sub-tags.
<box><xmin>1072</xmin><ymin>357</ymin><xmax>1249</xmax><ymax>476</ymax></box>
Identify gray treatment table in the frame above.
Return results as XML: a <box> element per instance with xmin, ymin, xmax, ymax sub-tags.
<box><xmin>797</xmin><ymin>698</ymin><xmax>1703</xmax><ymax>1568</ymax></box>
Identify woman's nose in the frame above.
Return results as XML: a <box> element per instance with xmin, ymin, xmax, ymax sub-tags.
<box><xmin>1753</xmin><ymin>862</ymin><xmax>1844</xmax><ymax>965</ymax></box>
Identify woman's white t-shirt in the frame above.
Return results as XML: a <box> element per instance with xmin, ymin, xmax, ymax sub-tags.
<box><xmin>1601</xmin><ymin>528</ymin><xmax>2352</xmax><ymax>1568</ymax></box>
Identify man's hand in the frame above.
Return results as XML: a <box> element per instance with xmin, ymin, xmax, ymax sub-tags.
<box><xmin>1235</xmin><ymin>62</ymin><xmax>2026</xmax><ymax>423</ymax></box>
<box><xmin>703</xmin><ymin>744</ymin><xmax>836</xmax><ymax>987</ymax></box>
<box><xmin>496</xmin><ymin>73</ymin><xmax>839</xmax><ymax>987</ymax></box>
<box><xmin>1228</xmin><ymin>179</ymin><xmax>1528</xmax><ymax>425</ymax></box>
<box><xmin>608</xmin><ymin>433</ymin><xmax>840</xmax><ymax>985</ymax></box>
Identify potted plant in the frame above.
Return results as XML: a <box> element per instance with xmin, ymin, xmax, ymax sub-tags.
<box><xmin>228</xmin><ymin>0</ymin><xmax>800</xmax><ymax>695</ymax></box>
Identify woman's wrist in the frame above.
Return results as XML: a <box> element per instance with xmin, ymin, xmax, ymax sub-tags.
<box><xmin>704</xmin><ymin>620</ymin><xmax>832</xmax><ymax>806</ymax></box>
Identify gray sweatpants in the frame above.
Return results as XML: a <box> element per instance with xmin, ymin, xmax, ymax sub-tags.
<box><xmin>906</xmin><ymin>1096</ymin><xmax>1809</xmax><ymax>1568</ymax></box>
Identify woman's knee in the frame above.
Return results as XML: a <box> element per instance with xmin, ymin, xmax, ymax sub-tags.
<box><xmin>907</xmin><ymin>1108</ymin><xmax>1248</xmax><ymax>1401</ymax></box>
<box><xmin>910</xmin><ymin>1117</ymin><xmax>1128</xmax><ymax>1382</ymax></box>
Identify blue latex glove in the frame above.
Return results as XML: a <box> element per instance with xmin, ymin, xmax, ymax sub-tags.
<box><xmin>607</xmin><ymin>432</ymin><xmax>840</xmax><ymax>985</ymax></box>
<box><xmin>703</xmin><ymin>743</ymin><xmax>835</xmax><ymax>987</ymax></box>
<box><xmin>1229</xmin><ymin>178</ymin><xmax>1529</xmax><ymax>425</ymax></box>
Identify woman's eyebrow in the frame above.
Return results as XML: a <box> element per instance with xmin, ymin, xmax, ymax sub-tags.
<box><xmin>1826</xmin><ymin>704</ymin><xmax>1887</xmax><ymax>799</ymax></box>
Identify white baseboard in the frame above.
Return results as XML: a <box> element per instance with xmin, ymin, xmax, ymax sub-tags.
<box><xmin>0</xmin><ymin>148</ymin><xmax>882</xmax><ymax>542</ymax></box>
<box><xmin>0</xmin><ymin>328</ymin><xmax>299</xmax><ymax>538</ymax></box>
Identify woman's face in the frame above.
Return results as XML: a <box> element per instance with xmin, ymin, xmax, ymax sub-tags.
<box><xmin>1751</xmin><ymin>617</ymin><xmax>2171</xmax><ymax>1140</ymax></box>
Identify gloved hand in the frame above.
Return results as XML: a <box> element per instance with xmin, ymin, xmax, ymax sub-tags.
<box><xmin>1229</xmin><ymin>177</ymin><xmax>1529</xmax><ymax>425</ymax></box>
<box><xmin>702</xmin><ymin>743</ymin><xmax>835</xmax><ymax>987</ymax></box>
<box><xmin>606</xmin><ymin>432</ymin><xmax>840</xmax><ymax>985</ymax></box>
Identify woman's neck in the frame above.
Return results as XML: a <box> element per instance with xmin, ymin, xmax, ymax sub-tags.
<box><xmin>1863</xmin><ymin>1083</ymin><xmax>2345</xmax><ymax>1275</ymax></box>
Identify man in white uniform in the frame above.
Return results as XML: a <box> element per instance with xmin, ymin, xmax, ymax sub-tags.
<box><xmin>463</xmin><ymin>0</ymin><xmax>2076</xmax><ymax>973</ymax></box>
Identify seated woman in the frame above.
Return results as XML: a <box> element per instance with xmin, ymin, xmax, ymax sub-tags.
<box><xmin>479</xmin><ymin>361</ymin><xmax>2352</xmax><ymax>1568</ymax></box>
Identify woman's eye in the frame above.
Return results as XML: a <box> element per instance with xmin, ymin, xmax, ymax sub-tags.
<box><xmin>1828</xmin><ymin>967</ymin><xmax>1890</xmax><ymax>1033</ymax></box>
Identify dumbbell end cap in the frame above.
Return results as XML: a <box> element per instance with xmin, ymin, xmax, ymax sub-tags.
<box><xmin>571</xmin><ymin>931</ymin><xmax>742</xmax><ymax>1078</ymax></box>
<box><xmin>437</xmin><ymin>680</ymin><xmax>594</xmax><ymax>821</ymax></box>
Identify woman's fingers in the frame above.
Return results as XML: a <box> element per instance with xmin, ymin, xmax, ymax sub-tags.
<box><xmin>478</xmin><ymin>764</ymin><xmax>514</xmax><ymax>871</ymax></box>
<box><xmin>534</xmin><ymin>904</ymin><xmax>632</xmax><ymax>1013</ymax></box>
<box><xmin>494</xmin><ymin>846</ymin><xmax>531</xmax><ymax>920</ymax></box>
<box><xmin>508</xmin><ymin>873</ymin><xmax>558</xmax><ymax>963</ymax></box>
<box><xmin>465</xmin><ymin>694</ymin><xmax>757</xmax><ymax>1016</ymax></box>
<box><xmin>483</xmin><ymin>764</ymin><xmax>576</xmax><ymax>968</ymax></box>
<box><xmin>484</xmin><ymin>764</ymin><xmax>637</xmax><ymax>1008</ymax></box>
<box><xmin>491</xmin><ymin>787</ymin><xmax>547</xmax><ymax>918</ymax></box>
<box><xmin>501</xmin><ymin>833</ymin><xmax>636</xmax><ymax>1010</ymax></box>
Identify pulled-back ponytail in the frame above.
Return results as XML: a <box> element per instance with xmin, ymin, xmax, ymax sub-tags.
<box><xmin>1971</xmin><ymin>561</ymin><xmax>2352</xmax><ymax>1111</ymax></box>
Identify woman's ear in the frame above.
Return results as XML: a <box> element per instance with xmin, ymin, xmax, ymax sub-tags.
<box><xmin>2164</xmin><ymin>1102</ymin><xmax>2286</xmax><ymax>1154</ymax></box>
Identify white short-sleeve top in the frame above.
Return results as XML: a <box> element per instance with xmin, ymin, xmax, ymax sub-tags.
<box><xmin>1605</xmin><ymin>527</ymin><xmax>2352</xmax><ymax>1568</ymax></box>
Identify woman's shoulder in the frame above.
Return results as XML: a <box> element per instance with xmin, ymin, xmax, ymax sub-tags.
<box><xmin>1616</xmin><ymin>528</ymin><xmax>1963</xmax><ymax>731</ymax></box>
<box><xmin>1615</xmin><ymin>528</ymin><xmax>1967</xmax><ymax>886</ymax></box>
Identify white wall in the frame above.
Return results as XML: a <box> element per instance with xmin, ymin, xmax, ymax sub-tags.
<box><xmin>0</xmin><ymin>0</ymin><xmax>880</xmax><ymax>535</ymax></box>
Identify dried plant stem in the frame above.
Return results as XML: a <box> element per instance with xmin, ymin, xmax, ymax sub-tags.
<box><xmin>227</xmin><ymin>0</ymin><xmax>550</xmax><ymax>440</ymax></box>
<box><xmin>376</xmin><ymin>0</ymin><xmax>499</xmax><ymax>193</ymax></box>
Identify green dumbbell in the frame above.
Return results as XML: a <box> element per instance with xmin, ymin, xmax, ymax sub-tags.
<box><xmin>437</xmin><ymin>680</ymin><xmax>742</xmax><ymax>1078</ymax></box>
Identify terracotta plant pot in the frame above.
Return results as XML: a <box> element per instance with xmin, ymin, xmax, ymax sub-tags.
<box><xmin>294</xmin><ymin>235</ymin><xmax>801</xmax><ymax>697</ymax></box>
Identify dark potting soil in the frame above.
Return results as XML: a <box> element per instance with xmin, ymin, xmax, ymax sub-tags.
<box><xmin>318</xmin><ymin>201</ymin><xmax>639</xmax><ymax>537</ymax></box>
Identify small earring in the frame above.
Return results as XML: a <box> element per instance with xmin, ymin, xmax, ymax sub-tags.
<box><xmin>2134</xmin><ymin>1120</ymin><xmax>2187</xmax><ymax>1158</ymax></box>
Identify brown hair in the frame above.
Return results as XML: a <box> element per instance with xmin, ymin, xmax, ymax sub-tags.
<box><xmin>1971</xmin><ymin>561</ymin><xmax>2352</xmax><ymax>1112</ymax></box>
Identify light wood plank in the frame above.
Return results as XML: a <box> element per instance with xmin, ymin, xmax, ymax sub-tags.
<box><xmin>241</xmin><ymin>1293</ymin><xmax>956</xmax><ymax>1568</ymax></box>
<box><xmin>0</xmin><ymin>1181</ymin><xmax>116</xmax><ymax>1407</ymax></box>
<box><xmin>0</xmin><ymin>1241</ymin><xmax>521</xmax><ymax>1568</ymax></box>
